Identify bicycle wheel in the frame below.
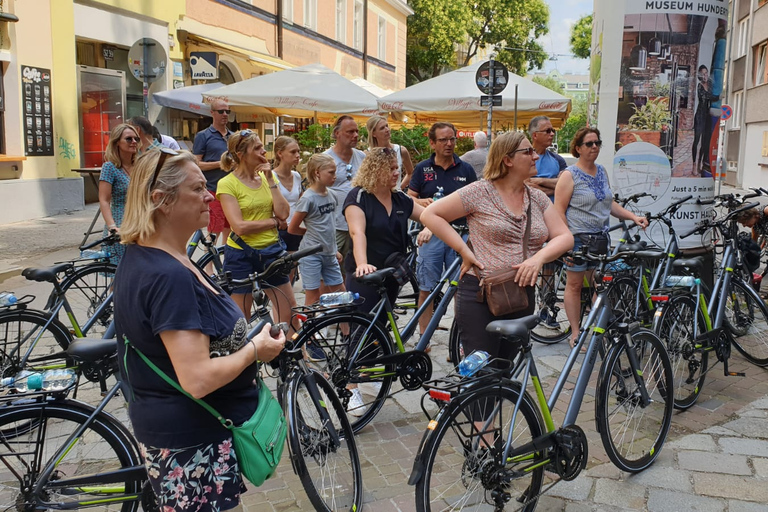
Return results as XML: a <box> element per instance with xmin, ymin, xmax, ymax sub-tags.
<box><xmin>607</xmin><ymin>275</ymin><xmax>650</xmax><ymax>326</ymax></box>
<box><xmin>58</xmin><ymin>262</ymin><xmax>116</xmax><ymax>338</ymax></box>
<box><xmin>297</xmin><ymin>313</ymin><xmax>396</xmax><ymax>433</ymax></box>
<box><xmin>595</xmin><ymin>329</ymin><xmax>673</xmax><ymax>473</ymax></box>
<box><xmin>0</xmin><ymin>309</ymin><xmax>71</xmax><ymax>377</ymax></box>
<box><xmin>286</xmin><ymin>370</ymin><xmax>362</xmax><ymax>512</ymax></box>
<box><xmin>414</xmin><ymin>383</ymin><xmax>545</xmax><ymax>511</ymax></box>
<box><xmin>447</xmin><ymin>318</ymin><xmax>463</xmax><ymax>366</ymax></box>
<box><xmin>0</xmin><ymin>400</ymin><xmax>145</xmax><ymax>512</ymax></box>
<box><xmin>728</xmin><ymin>279</ymin><xmax>768</xmax><ymax>366</ymax></box>
<box><xmin>654</xmin><ymin>295</ymin><xmax>708</xmax><ymax>410</ymax></box>
<box><xmin>531</xmin><ymin>262</ymin><xmax>570</xmax><ymax>344</ymax></box>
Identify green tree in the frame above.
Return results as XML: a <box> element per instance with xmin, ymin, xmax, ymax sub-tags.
<box><xmin>558</xmin><ymin>95</ymin><xmax>588</xmax><ymax>152</ymax></box>
<box><xmin>570</xmin><ymin>14</ymin><xmax>592</xmax><ymax>60</ymax></box>
<box><xmin>532</xmin><ymin>75</ymin><xmax>565</xmax><ymax>94</ymax></box>
<box><xmin>407</xmin><ymin>0</ymin><xmax>550</xmax><ymax>85</ymax></box>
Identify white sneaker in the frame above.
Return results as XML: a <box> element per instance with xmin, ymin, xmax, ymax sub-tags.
<box><xmin>347</xmin><ymin>388</ymin><xmax>367</xmax><ymax>417</ymax></box>
<box><xmin>360</xmin><ymin>381</ymin><xmax>383</xmax><ymax>395</ymax></box>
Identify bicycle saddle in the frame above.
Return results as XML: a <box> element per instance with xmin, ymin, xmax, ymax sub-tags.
<box><xmin>355</xmin><ymin>267</ymin><xmax>395</xmax><ymax>286</ymax></box>
<box><xmin>631</xmin><ymin>250</ymin><xmax>666</xmax><ymax>260</ymax></box>
<box><xmin>485</xmin><ymin>315</ymin><xmax>540</xmax><ymax>340</ymax></box>
<box><xmin>66</xmin><ymin>337</ymin><xmax>117</xmax><ymax>362</ymax></box>
<box><xmin>672</xmin><ymin>256</ymin><xmax>704</xmax><ymax>271</ymax></box>
<box><xmin>22</xmin><ymin>263</ymin><xmax>73</xmax><ymax>283</ymax></box>
<box><xmin>615</xmin><ymin>241</ymin><xmax>647</xmax><ymax>252</ymax></box>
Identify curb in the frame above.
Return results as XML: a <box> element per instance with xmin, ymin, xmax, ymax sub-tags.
<box><xmin>0</xmin><ymin>267</ymin><xmax>23</xmax><ymax>285</ymax></box>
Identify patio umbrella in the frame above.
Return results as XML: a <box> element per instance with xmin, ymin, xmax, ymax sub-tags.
<box><xmin>152</xmin><ymin>83</ymin><xmax>275</xmax><ymax>122</ymax></box>
<box><xmin>204</xmin><ymin>63</ymin><xmax>380</xmax><ymax>122</ymax></box>
<box><xmin>378</xmin><ymin>61</ymin><xmax>572</xmax><ymax>130</ymax></box>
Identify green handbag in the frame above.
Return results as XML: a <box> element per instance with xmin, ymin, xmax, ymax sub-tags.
<box><xmin>126</xmin><ymin>339</ymin><xmax>287</xmax><ymax>486</ymax></box>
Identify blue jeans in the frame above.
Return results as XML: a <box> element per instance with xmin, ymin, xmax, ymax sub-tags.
<box><xmin>416</xmin><ymin>234</ymin><xmax>467</xmax><ymax>291</ymax></box>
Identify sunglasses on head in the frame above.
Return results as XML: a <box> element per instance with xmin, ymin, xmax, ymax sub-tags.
<box><xmin>582</xmin><ymin>140</ymin><xmax>603</xmax><ymax>148</ymax></box>
<box><xmin>509</xmin><ymin>147</ymin><xmax>536</xmax><ymax>157</ymax></box>
<box><xmin>149</xmin><ymin>147</ymin><xmax>180</xmax><ymax>189</ymax></box>
<box><xmin>239</xmin><ymin>129</ymin><xmax>252</xmax><ymax>138</ymax></box>
<box><xmin>536</xmin><ymin>128</ymin><xmax>556</xmax><ymax>134</ymax></box>
<box><xmin>214</xmin><ymin>109</ymin><xmax>231</xmax><ymax>115</ymax></box>
<box><xmin>123</xmin><ymin>136</ymin><xmax>140</xmax><ymax>143</ymax></box>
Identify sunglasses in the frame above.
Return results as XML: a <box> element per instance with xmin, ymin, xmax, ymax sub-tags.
<box><xmin>509</xmin><ymin>147</ymin><xmax>536</xmax><ymax>156</ymax></box>
<box><xmin>581</xmin><ymin>140</ymin><xmax>603</xmax><ymax>148</ymax></box>
<box><xmin>239</xmin><ymin>129</ymin><xmax>252</xmax><ymax>137</ymax></box>
<box><xmin>149</xmin><ymin>147</ymin><xmax>180</xmax><ymax>189</ymax></box>
<box><xmin>345</xmin><ymin>164</ymin><xmax>353</xmax><ymax>181</ymax></box>
<box><xmin>123</xmin><ymin>137</ymin><xmax>140</xmax><ymax>143</ymax></box>
<box><xmin>536</xmin><ymin>128</ymin><xmax>556</xmax><ymax>134</ymax></box>
<box><xmin>214</xmin><ymin>109</ymin><xmax>231</xmax><ymax>115</ymax></box>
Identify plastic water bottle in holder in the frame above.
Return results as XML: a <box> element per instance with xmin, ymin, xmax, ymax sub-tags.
<box><xmin>80</xmin><ymin>249</ymin><xmax>109</xmax><ymax>260</ymax></box>
<box><xmin>458</xmin><ymin>350</ymin><xmax>491</xmax><ymax>377</ymax></box>
<box><xmin>1</xmin><ymin>369</ymin><xmax>77</xmax><ymax>392</ymax></box>
<box><xmin>0</xmin><ymin>292</ymin><xmax>18</xmax><ymax>307</ymax></box>
<box><xmin>664</xmin><ymin>276</ymin><xmax>697</xmax><ymax>288</ymax></box>
<box><xmin>318</xmin><ymin>291</ymin><xmax>360</xmax><ymax>306</ymax></box>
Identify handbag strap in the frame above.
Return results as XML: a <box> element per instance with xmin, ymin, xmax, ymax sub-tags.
<box><xmin>123</xmin><ymin>337</ymin><xmax>233</xmax><ymax>429</ymax></box>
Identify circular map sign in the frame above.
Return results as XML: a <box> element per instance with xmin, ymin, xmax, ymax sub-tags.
<box><xmin>475</xmin><ymin>60</ymin><xmax>509</xmax><ymax>96</ymax></box>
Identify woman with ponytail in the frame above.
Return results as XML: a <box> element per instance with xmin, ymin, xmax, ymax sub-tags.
<box><xmin>271</xmin><ymin>135</ymin><xmax>303</xmax><ymax>253</ymax></box>
<box><xmin>217</xmin><ymin>130</ymin><xmax>298</xmax><ymax>330</ymax></box>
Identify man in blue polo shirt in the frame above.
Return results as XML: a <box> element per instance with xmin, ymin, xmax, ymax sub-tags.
<box><xmin>409</xmin><ymin>122</ymin><xmax>477</xmax><ymax>347</ymax></box>
<box><xmin>193</xmin><ymin>98</ymin><xmax>233</xmax><ymax>244</ymax></box>
<box><xmin>527</xmin><ymin>115</ymin><xmax>566</xmax><ymax>201</ymax></box>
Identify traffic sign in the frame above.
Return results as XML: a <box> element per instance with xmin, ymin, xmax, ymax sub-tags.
<box><xmin>480</xmin><ymin>95</ymin><xmax>502</xmax><ymax>107</ymax></box>
<box><xmin>721</xmin><ymin>104</ymin><xmax>732</xmax><ymax>120</ymax></box>
<box><xmin>475</xmin><ymin>60</ymin><xmax>509</xmax><ymax>95</ymax></box>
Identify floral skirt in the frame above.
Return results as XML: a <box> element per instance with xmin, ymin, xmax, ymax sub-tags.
<box><xmin>141</xmin><ymin>437</ymin><xmax>247</xmax><ymax>512</ymax></box>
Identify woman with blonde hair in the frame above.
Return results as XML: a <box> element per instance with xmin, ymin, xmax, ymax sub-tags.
<box><xmin>421</xmin><ymin>131</ymin><xmax>573</xmax><ymax>363</ymax></box>
<box><xmin>115</xmin><ymin>148</ymin><xmax>285</xmax><ymax>510</ymax></box>
<box><xmin>366</xmin><ymin>115</ymin><xmax>413</xmax><ymax>190</ymax></box>
<box><xmin>271</xmin><ymin>135</ymin><xmax>304</xmax><ymax>253</ymax></box>
<box><xmin>98</xmin><ymin>123</ymin><xmax>139</xmax><ymax>265</ymax></box>
<box><xmin>217</xmin><ymin>130</ymin><xmax>298</xmax><ymax>331</ymax></box>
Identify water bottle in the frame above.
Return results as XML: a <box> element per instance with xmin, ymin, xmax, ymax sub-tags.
<box><xmin>664</xmin><ymin>275</ymin><xmax>697</xmax><ymax>288</ymax></box>
<box><xmin>0</xmin><ymin>292</ymin><xmax>18</xmax><ymax>307</ymax></box>
<box><xmin>458</xmin><ymin>350</ymin><xmax>491</xmax><ymax>377</ymax></box>
<box><xmin>318</xmin><ymin>291</ymin><xmax>360</xmax><ymax>306</ymax></box>
<box><xmin>1</xmin><ymin>369</ymin><xmax>76</xmax><ymax>392</ymax></box>
<box><xmin>433</xmin><ymin>186</ymin><xmax>445</xmax><ymax>201</ymax></box>
<box><xmin>80</xmin><ymin>249</ymin><xmax>109</xmax><ymax>260</ymax></box>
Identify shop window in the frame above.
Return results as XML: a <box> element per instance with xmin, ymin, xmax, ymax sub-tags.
<box><xmin>104</xmin><ymin>46</ymin><xmax>143</xmax><ymax>119</ymax></box>
<box><xmin>78</xmin><ymin>66</ymin><xmax>126</xmax><ymax>168</ymax></box>
<box><xmin>755</xmin><ymin>41</ymin><xmax>767</xmax><ymax>86</ymax></box>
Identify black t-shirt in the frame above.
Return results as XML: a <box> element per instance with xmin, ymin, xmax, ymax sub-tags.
<box><xmin>114</xmin><ymin>244</ymin><xmax>259</xmax><ymax>449</ymax></box>
<box><xmin>342</xmin><ymin>188</ymin><xmax>414</xmax><ymax>270</ymax></box>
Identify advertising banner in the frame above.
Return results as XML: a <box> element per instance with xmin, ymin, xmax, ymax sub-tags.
<box><xmin>22</xmin><ymin>65</ymin><xmax>54</xmax><ymax>157</ymax></box>
<box><xmin>591</xmin><ymin>0</ymin><xmax>727</xmax><ymax>247</ymax></box>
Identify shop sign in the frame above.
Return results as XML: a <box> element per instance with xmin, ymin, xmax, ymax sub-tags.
<box><xmin>102</xmin><ymin>46</ymin><xmax>115</xmax><ymax>61</ymax></box>
<box><xmin>21</xmin><ymin>65</ymin><xmax>53</xmax><ymax>156</ymax></box>
<box><xmin>190</xmin><ymin>52</ymin><xmax>218</xmax><ymax>80</ymax></box>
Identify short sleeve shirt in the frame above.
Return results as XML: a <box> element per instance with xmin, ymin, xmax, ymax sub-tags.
<box><xmin>324</xmin><ymin>147</ymin><xmax>366</xmax><ymax>231</ymax></box>
<box><xmin>193</xmin><ymin>126</ymin><xmax>232</xmax><ymax>192</ymax></box>
<box><xmin>410</xmin><ymin>153</ymin><xmax>478</xmax><ymax>200</ymax></box>
<box><xmin>460</xmin><ymin>148</ymin><xmax>488</xmax><ymax>179</ymax></box>
<box><xmin>458</xmin><ymin>182</ymin><xmax>550</xmax><ymax>275</ymax></box>
<box><xmin>342</xmin><ymin>188</ymin><xmax>414</xmax><ymax>270</ymax></box>
<box><xmin>216</xmin><ymin>172</ymin><xmax>280</xmax><ymax>249</ymax></box>
<box><xmin>295</xmin><ymin>189</ymin><xmax>338</xmax><ymax>255</ymax></box>
<box><xmin>114</xmin><ymin>245</ymin><xmax>259</xmax><ymax>449</ymax></box>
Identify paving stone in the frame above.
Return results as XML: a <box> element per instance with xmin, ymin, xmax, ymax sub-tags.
<box><xmin>646</xmin><ymin>489</ymin><xmax>724</xmax><ymax>512</ymax></box>
<box><xmin>696</xmin><ymin>398</ymin><xmax>726</xmax><ymax>411</ymax></box>
<box><xmin>678</xmin><ymin>451</ymin><xmax>751</xmax><ymax>476</ymax></box>
<box><xmin>546</xmin><ymin>476</ymin><xmax>593</xmax><ymax>501</ymax></box>
<box><xmin>693</xmin><ymin>473</ymin><xmax>768</xmax><ymax>501</ymax></box>
<box><xmin>749</xmin><ymin>397</ymin><xmax>768</xmax><ymax>409</ymax></box>
<box><xmin>564</xmin><ymin>503</ymin><xmax>594</xmax><ymax>512</ymax></box>
<box><xmin>722</xmin><ymin>417</ymin><xmax>768</xmax><ymax>439</ymax></box>
<box><xmin>753</xmin><ymin>457</ymin><xmax>768</xmax><ymax>478</ymax></box>
<box><xmin>702</xmin><ymin>425</ymin><xmax>741</xmax><ymax>436</ymax></box>
<box><xmin>728</xmin><ymin>500</ymin><xmax>768</xmax><ymax>512</ymax></box>
<box><xmin>585</xmin><ymin>462</ymin><xmax>623</xmax><ymax>480</ymax></box>
<box><xmin>592</xmin><ymin>479</ymin><xmax>646</xmax><ymax>510</ymax></box>
<box><xmin>667</xmin><ymin>433</ymin><xmax>717</xmax><ymax>451</ymax></box>
<box><xmin>719</xmin><ymin>437</ymin><xmax>768</xmax><ymax>457</ymax></box>
<box><xmin>626</xmin><ymin>466</ymin><xmax>693</xmax><ymax>492</ymax></box>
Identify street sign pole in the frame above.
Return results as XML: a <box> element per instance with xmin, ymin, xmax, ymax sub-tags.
<box><xmin>487</xmin><ymin>58</ymin><xmax>494</xmax><ymax>144</ymax></box>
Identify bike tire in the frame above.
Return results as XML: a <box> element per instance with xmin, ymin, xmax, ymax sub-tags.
<box><xmin>654</xmin><ymin>295</ymin><xmax>708</xmax><ymax>410</ymax></box>
<box><xmin>607</xmin><ymin>275</ymin><xmax>651</xmax><ymax>326</ymax></box>
<box><xmin>286</xmin><ymin>370</ymin><xmax>363</xmax><ymax>512</ymax></box>
<box><xmin>595</xmin><ymin>329</ymin><xmax>673</xmax><ymax>473</ymax></box>
<box><xmin>296</xmin><ymin>312</ymin><xmax>396</xmax><ymax>433</ymax></box>
<box><xmin>56</xmin><ymin>262</ymin><xmax>116</xmax><ymax>337</ymax></box>
<box><xmin>728</xmin><ymin>279</ymin><xmax>768</xmax><ymax>366</ymax></box>
<box><xmin>0</xmin><ymin>309</ymin><xmax>72</xmax><ymax>377</ymax></box>
<box><xmin>447</xmin><ymin>318</ymin><xmax>462</xmax><ymax>367</ymax></box>
<box><xmin>531</xmin><ymin>262</ymin><xmax>571</xmax><ymax>344</ymax></box>
<box><xmin>414</xmin><ymin>383</ymin><xmax>545</xmax><ymax>512</ymax></box>
<box><xmin>0</xmin><ymin>399</ymin><xmax>145</xmax><ymax>512</ymax></box>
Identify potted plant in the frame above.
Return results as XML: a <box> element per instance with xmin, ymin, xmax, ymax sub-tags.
<box><xmin>618</xmin><ymin>97</ymin><xmax>671</xmax><ymax>146</ymax></box>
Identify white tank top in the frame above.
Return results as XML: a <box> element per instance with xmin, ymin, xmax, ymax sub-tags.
<box><xmin>273</xmin><ymin>170</ymin><xmax>302</xmax><ymax>223</ymax></box>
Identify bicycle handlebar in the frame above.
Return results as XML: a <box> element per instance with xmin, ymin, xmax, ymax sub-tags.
<box><xmin>79</xmin><ymin>233</ymin><xmax>120</xmax><ymax>251</ymax></box>
<box><xmin>228</xmin><ymin>244</ymin><xmax>323</xmax><ymax>289</ymax></box>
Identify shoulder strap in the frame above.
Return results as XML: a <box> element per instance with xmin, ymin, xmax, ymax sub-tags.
<box><xmin>123</xmin><ymin>337</ymin><xmax>233</xmax><ymax>429</ymax></box>
<box><xmin>522</xmin><ymin>187</ymin><xmax>532</xmax><ymax>260</ymax></box>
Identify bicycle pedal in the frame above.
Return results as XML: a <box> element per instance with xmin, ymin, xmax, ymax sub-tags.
<box><xmin>727</xmin><ymin>372</ymin><xmax>746</xmax><ymax>377</ymax></box>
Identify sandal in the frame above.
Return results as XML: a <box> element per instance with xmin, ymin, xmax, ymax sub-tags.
<box><xmin>569</xmin><ymin>339</ymin><xmax>587</xmax><ymax>354</ymax></box>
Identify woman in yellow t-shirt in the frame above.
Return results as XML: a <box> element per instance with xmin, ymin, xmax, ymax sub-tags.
<box><xmin>217</xmin><ymin>130</ymin><xmax>297</xmax><ymax>329</ymax></box>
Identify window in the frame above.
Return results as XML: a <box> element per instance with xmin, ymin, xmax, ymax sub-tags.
<box><xmin>303</xmin><ymin>0</ymin><xmax>316</xmax><ymax>30</ymax></box>
<box><xmin>353</xmin><ymin>0</ymin><xmax>363</xmax><ymax>51</ymax></box>
<box><xmin>377</xmin><ymin>16</ymin><xmax>386</xmax><ymax>60</ymax></box>
<box><xmin>336</xmin><ymin>0</ymin><xmax>346</xmax><ymax>44</ymax></box>
<box><xmin>737</xmin><ymin>19</ymin><xmax>749</xmax><ymax>57</ymax></box>
<box><xmin>282</xmin><ymin>0</ymin><xmax>293</xmax><ymax>22</ymax></box>
<box><xmin>756</xmin><ymin>41</ymin><xmax>767</xmax><ymax>86</ymax></box>
<box><xmin>732</xmin><ymin>90</ymin><xmax>743</xmax><ymax>129</ymax></box>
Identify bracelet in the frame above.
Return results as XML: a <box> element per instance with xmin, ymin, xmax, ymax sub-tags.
<box><xmin>108</xmin><ymin>224</ymin><xmax>117</xmax><ymax>229</ymax></box>
<box><xmin>250</xmin><ymin>339</ymin><xmax>258</xmax><ymax>362</ymax></box>
<box><xmin>269</xmin><ymin>183</ymin><xmax>278</xmax><ymax>189</ymax></box>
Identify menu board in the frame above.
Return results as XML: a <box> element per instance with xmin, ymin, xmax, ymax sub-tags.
<box><xmin>22</xmin><ymin>65</ymin><xmax>53</xmax><ymax>156</ymax></box>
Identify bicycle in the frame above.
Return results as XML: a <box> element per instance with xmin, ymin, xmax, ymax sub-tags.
<box><xmin>653</xmin><ymin>199</ymin><xmax>768</xmax><ymax>410</ymax></box>
<box><xmin>295</xmin><ymin>256</ymin><xmax>463</xmax><ymax>433</ymax></box>
<box><xmin>408</xmin><ymin>248</ymin><xmax>674</xmax><ymax>511</ymax></box>
<box><xmin>227</xmin><ymin>244</ymin><xmax>363</xmax><ymax>512</ymax></box>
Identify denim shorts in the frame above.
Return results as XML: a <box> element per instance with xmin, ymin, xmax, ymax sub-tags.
<box><xmin>298</xmin><ymin>253</ymin><xmax>344</xmax><ymax>290</ymax></box>
<box><xmin>416</xmin><ymin>234</ymin><xmax>466</xmax><ymax>291</ymax></box>
<box><xmin>565</xmin><ymin>236</ymin><xmax>597</xmax><ymax>273</ymax></box>
<box><xmin>223</xmin><ymin>240</ymin><xmax>289</xmax><ymax>294</ymax></box>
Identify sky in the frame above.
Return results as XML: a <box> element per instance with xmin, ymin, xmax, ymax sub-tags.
<box><xmin>536</xmin><ymin>0</ymin><xmax>593</xmax><ymax>76</ymax></box>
